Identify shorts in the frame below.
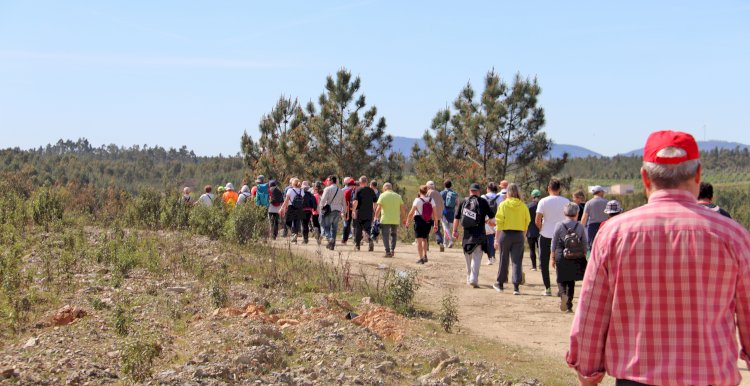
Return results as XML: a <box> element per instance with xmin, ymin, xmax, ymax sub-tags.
<box><xmin>414</xmin><ymin>216</ymin><xmax>433</xmax><ymax>239</ymax></box>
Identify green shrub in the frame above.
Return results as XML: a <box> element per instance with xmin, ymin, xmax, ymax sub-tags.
<box><xmin>189</xmin><ymin>203</ymin><xmax>226</xmax><ymax>240</ymax></box>
<box><xmin>112</xmin><ymin>302</ymin><xmax>132</xmax><ymax>337</ymax></box>
<box><xmin>439</xmin><ymin>290</ymin><xmax>460</xmax><ymax>333</ymax></box>
<box><xmin>120</xmin><ymin>335</ymin><xmax>162</xmax><ymax>382</ymax></box>
<box><xmin>160</xmin><ymin>192</ymin><xmax>191</xmax><ymax>230</ymax></box>
<box><xmin>0</xmin><ymin>192</ymin><xmax>29</xmax><ymax>228</ymax></box>
<box><xmin>223</xmin><ymin>203</ymin><xmax>267</xmax><ymax>244</ymax></box>
<box><xmin>125</xmin><ymin>188</ymin><xmax>162</xmax><ymax>229</ymax></box>
<box><xmin>208</xmin><ymin>278</ymin><xmax>228</xmax><ymax>308</ymax></box>
<box><xmin>29</xmin><ymin>187</ymin><xmax>65</xmax><ymax>230</ymax></box>
<box><xmin>387</xmin><ymin>270</ymin><xmax>420</xmax><ymax>316</ymax></box>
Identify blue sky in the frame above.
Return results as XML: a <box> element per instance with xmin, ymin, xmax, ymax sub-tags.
<box><xmin>1</xmin><ymin>1</ymin><xmax>748</xmax><ymax>156</ymax></box>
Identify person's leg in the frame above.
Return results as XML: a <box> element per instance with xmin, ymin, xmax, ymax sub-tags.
<box><xmin>312</xmin><ymin>213</ymin><xmax>321</xmax><ymax>241</ymax></box>
<box><xmin>389</xmin><ymin>224</ymin><xmax>398</xmax><ymax>254</ymax></box>
<box><xmin>435</xmin><ymin>220</ymin><xmax>443</xmax><ymax>247</ymax></box>
<box><xmin>487</xmin><ymin>234</ymin><xmax>496</xmax><ymax>262</ymax></box>
<box><xmin>464</xmin><ymin>251</ymin><xmax>472</xmax><ymax>284</ymax></box>
<box><xmin>510</xmin><ymin>233</ymin><xmax>524</xmax><ymax>291</ymax></box>
<box><xmin>381</xmin><ymin>224</ymin><xmax>391</xmax><ymax>254</ymax></box>
<box><xmin>416</xmin><ymin>238</ymin><xmax>425</xmax><ymax>260</ymax></box>
<box><xmin>330</xmin><ymin>212</ymin><xmax>340</xmax><ymax>248</ymax></box>
<box><xmin>342</xmin><ymin>213</ymin><xmax>352</xmax><ymax>243</ymax></box>
<box><xmin>567</xmin><ymin>281</ymin><xmax>575</xmax><ymax>310</ymax></box>
<box><xmin>302</xmin><ymin>211</ymin><xmax>311</xmax><ymax>242</ymax></box>
<box><xmin>364</xmin><ymin>219</ymin><xmax>374</xmax><ymax>251</ymax></box>
<box><xmin>497</xmin><ymin>232</ymin><xmax>510</xmax><ymax>286</ymax></box>
<box><xmin>587</xmin><ymin>222</ymin><xmax>601</xmax><ymax>249</ymax></box>
<box><xmin>354</xmin><ymin>219</ymin><xmax>363</xmax><ymax>248</ymax></box>
<box><xmin>527</xmin><ymin>236</ymin><xmax>538</xmax><ymax>270</ymax></box>
<box><xmin>470</xmin><ymin>245</ymin><xmax>482</xmax><ymax>285</ymax></box>
<box><xmin>441</xmin><ymin>215</ymin><xmax>453</xmax><ymax>247</ymax></box>
<box><xmin>269</xmin><ymin>213</ymin><xmax>279</xmax><ymax>239</ymax></box>
<box><xmin>539</xmin><ymin>236</ymin><xmax>552</xmax><ymax>292</ymax></box>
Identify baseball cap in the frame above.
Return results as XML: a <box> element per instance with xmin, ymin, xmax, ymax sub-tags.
<box><xmin>604</xmin><ymin>200</ymin><xmax>623</xmax><ymax>214</ymax></box>
<box><xmin>643</xmin><ymin>130</ymin><xmax>700</xmax><ymax>164</ymax></box>
<box><xmin>500</xmin><ymin>189</ymin><xmax>507</xmax><ymax>196</ymax></box>
<box><xmin>469</xmin><ymin>183</ymin><xmax>481</xmax><ymax>191</ymax></box>
<box><xmin>269</xmin><ymin>180</ymin><xmax>277</xmax><ymax>187</ymax></box>
<box><xmin>531</xmin><ymin>189</ymin><xmax>542</xmax><ymax>197</ymax></box>
<box><xmin>347</xmin><ymin>179</ymin><xmax>356</xmax><ymax>186</ymax></box>
<box><xmin>591</xmin><ymin>185</ymin><xmax>605</xmax><ymax>194</ymax></box>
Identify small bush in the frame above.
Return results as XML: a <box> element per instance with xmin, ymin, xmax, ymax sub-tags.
<box><xmin>29</xmin><ymin>187</ymin><xmax>65</xmax><ymax>230</ymax></box>
<box><xmin>209</xmin><ymin>279</ymin><xmax>228</xmax><ymax>308</ymax></box>
<box><xmin>387</xmin><ymin>270</ymin><xmax>420</xmax><ymax>316</ymax></box>
<box><xmin>160</xmin><ymin>192</ymin><xmax>191</xmax><ymax>230</ymax></box>
<box><xmin>223</xmin><ymin>203</ymin><xmax>267</xmax><ymax>244</ymax></box>
<box><xmin>120</xmin><ymin>335</ymin><xmax>162</xmax><ymax>382</ymax></box>
<box><xmin>113</xmin><ymin>302</ymin><xmax>132</xmax><ymax>337</ymax></box>
<box><xmin>125</xmin><ymin>188</ymin><xmax>162</xmax><ymax>229</ymax></box>
<box><xmin>189</xmin><ymin>203</ymin><xmax>226</xmax><ymax>240</ymax></box>
<box><xmin>439</xmin><ymin>290</ymin><xmax>460</xmax><ymax>333</ymax></box>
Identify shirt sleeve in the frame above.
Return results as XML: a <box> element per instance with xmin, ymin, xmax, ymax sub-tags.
<box><xmin>536</xmin><ymin>199</ymin><xmax>545</xmax><ymax>215</ymax></box>
<box><xmin>566</xmin><ymin>229</ymin><xmax>613</xmax><ymax>380</ymax></box>
<box><xmin>455</xmin><ymin>201</ymin><xmax>463</xmax><ymax>220</ymax></box>
<box><xmin>735</xmin><ymin>231</ymin><xmax>750</xmax><ymax>367</ymax></box>
<box><xmin>495</xmin><ymin>202</ymin><xmax>505</xmax><ymax>231</ymax></box>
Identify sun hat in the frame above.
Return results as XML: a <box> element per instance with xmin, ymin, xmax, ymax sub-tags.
<box><xmin>591</xmin><ymin>185</ymin><xmax>605</xmax><ymax>194</ymax></box>
<box><xmin>240</xmin><ymin>185</ymin><xmax>250</xmax><ymax>193</ymax></box>
<box><xmin>644</xmin><ymin>130</ymin><xmax>699</xmax><ymax>164</ymax></box>
<box><xmin>225</xmin><ymin>183</ymin><xmax>235</xmax><ymax>191</ymax></box>
<box><xmin>256</xmin><ymin>175</ymin><xmax>265</xmax><ymax>184</ymax></box>
<box><xmin>604</xmin><ymin>200</ymin><xmax>623</xmax><ymax>214</ymax></box>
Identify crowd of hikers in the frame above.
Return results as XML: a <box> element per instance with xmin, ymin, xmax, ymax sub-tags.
<box><xmin>171</xmin><ymin>130</ymin><xmax>750</xmax><ymax>385</ymax></box>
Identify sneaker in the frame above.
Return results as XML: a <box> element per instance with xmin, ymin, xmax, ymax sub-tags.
<box><xmin>416</xmin><ymin>257</ymin><xmax>425</xmax><ymax>264</ymax></box>
<box><xmin>492</xmin><ymin>282</ymin><xmax>503</xmax><ymax>292</ymax></box>
<box><xmin>422</xmin><ymin>256</ymin><xmax>428</xmax><ymax>263</ymax></box>
<box><xmin>383</xmin><ymin>253</ymin><xmax>391</xmax><ymax>258</ymax></box>
<box><xmin>531</xmin><ymin>267</ymin><xmax>537</xmax><ymax>271</ymax></box>
<box><xmin>354</xmin><ymin>245</ymin><xmax>360</xmax><ymax>251</ymax></box>
<box><xmin>487</xmin><ymin>258</ymin><xmax>495</xmax><ymax>266</ymax></box>
<box><xmin>560</xmin><ymin>294</ymin><xmax>569</xmax><ymax>312</ymax></box>
<box><xmin>447</xmin><ymin>241</ymin><xmax>453</xmax><ymax>249</ymax></box>
<box><xmin>440</xmin><ymin>244</ymin><xmax>445</xmax><ymax>252</ymax></box>
<box><xmin>471</xmin><ymin>282</ymin><xmax>480</xmax><ymax>289</ymax></box>
<box><xmin>291</xmin><ymin>234</ymin><xmax>298</xmax><ymax>243</ymax></box>
<box><xmin>368</xmin><ymin>239</ymin><xmax>374</xmax><ymax>252</ymax></box>
<box><xmin>513</xmin><ymin>290</ymin><xmax>520</xmax><ymax>295</ymax></box>
<box><xmin>566</xmin><ymin>308</ymin><xmax>574</xmax><ymax>314</ymax></box>
<box><xmin>543</xmin><ymin>288</ymin><xmax>552</xmax><ymax>297</ymax></box>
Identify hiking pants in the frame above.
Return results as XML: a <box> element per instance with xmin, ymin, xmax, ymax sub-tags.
<box><xmin>302</xmin><ymin>211</ymin><xmax>313</xmax><ymax>242</ymax></box>
<box><xmin>485</xmin><ymin>234</ymin><xmax>496</xmax><ymax>259</ymax></box>
<box><xmin>268</xmin><ymin>212</ymin><xmax>280</xmax><ymax>239</ymax></box>
<box><xmin>342</xmin><ymin>211</ymin><xmax>353</xmax><ymax>242</ymax></box>
<box><xmin>560</xmin><ymin>280</ymin><xmax>575</xmax><ymax>310</ymax></box>
<box><xmin>380</xmin><ymin>224</ymin><xmax>398</xmax><ymax>254</ymax></box>
<box><xmin>312</xmin><ymin>213</ymin><xmax>321</xmax><ymax>237</ymax></box>
<box><xmin>322</xmin><ymin>211</ymin><xmax>341</xmax><ymax>241</ymax></box>
<box><xmin>539</xmin><ymin>236</ymin><xmax>552</xmax><ymax>290</ymax></box>
<box><xmin>587</xmin><ymin>222</ymin><xmax>601</xmax><ymax>249</ymax></box>
<box><xmin>354</xmin><ymin>218</ymin><xmax>372</xmax><ymax>247</ymax></box>
<box><xmin>464</xmin><ymin>245</ymin><xmax>482</xmax><ymax>285</ymax></box>
<box><xmin>440</xmin><ymin>215</ymin><xmax>454</xmax><ymax>245</ymax></box>
<box><xmin>527</xmin><ymin>236</ymin><xmax>538</xmax><ymax>270</ymax></box>
<box><xmin>435</xmin><ymin>220</ymin><xmax>443</xmax><ymax>245</ymax></box>
<box><xmin>497</xmin><ymin>230</ymin><xmax>524</xmax><ymax>288</ymax></box>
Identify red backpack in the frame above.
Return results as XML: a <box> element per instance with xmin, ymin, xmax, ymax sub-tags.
<box><xmin>418</xmin><ymin>197</ymin><xmax>433</xmax><ymax>221</ymax></box>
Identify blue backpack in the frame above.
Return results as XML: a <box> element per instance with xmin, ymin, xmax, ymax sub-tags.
<box><xmin>442</xmin><ymin>189</ymin><xmax>457</xmax><ymax>209</ymax></box>
<box><xmin>255</xmin><ymin>183</ymin><xmax>269</xmax><ymax>207</ymax></box>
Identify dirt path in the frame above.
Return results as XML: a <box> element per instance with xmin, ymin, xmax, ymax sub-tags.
<box><xmin>275</xmin><ymin>235</ymin><xmax>750</xmax><ymax>385</ymax></box>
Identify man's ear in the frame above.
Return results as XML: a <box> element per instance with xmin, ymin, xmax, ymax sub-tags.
<box><xmin>695</xmin><ymin>163</ymin><xmax>702</xmax><ymax>184</ymax></box>
<box><xmin>640</xmin><ymin>167</ymin><xmax>651</xmax><ymax>191</ymax></box>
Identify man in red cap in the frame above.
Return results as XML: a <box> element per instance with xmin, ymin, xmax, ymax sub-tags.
<box><xmin>567</xmin><ymin>130</ymin><xmax>750</xmax><ymax>386</ymax></box>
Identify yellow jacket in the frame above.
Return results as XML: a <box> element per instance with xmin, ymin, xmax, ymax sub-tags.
<box><xmin>495</xmin><ymin>197</ymin><xmax>530</xmax><ymax>232</ymax></box>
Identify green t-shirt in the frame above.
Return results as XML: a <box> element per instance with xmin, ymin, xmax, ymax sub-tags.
<box><xmin>376</xmin><ymin>191</ymin><xmax>404</xmax><ymax>225</ymax></box>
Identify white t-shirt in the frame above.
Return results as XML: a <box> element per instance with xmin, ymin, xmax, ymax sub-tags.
<box><xmin>198</xmin><ymin>193</ymin><xmax>214</xmax><ymax>206</ymax></box>
<box><xmin>412</xmin><ymin>196</ymin><xmax>435</xmax><ymax>220</ymax></box>
<box><xmin>536</xmin><ymin>195</ymin><xmax>571</xmax><ymax>239</ymax></box>
<box><xmin>482</xmin><ymin>193</ymin><xmax>501</xmax><ymax>235</ymax></box>
<box><xmin>286</xmin><ymin>188</ymin><xmax>304</xmax><ymax>203</ymax></box>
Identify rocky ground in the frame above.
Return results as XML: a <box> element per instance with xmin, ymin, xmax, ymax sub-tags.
<box><xmin>0</xmin><ymin>228</ymin><xmax>546</xmax><ymax>385</ymax></box>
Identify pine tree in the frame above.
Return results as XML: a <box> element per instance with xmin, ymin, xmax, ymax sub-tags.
<box><xmin>414</xmin><ymin>108</ymin><xmax>471</xmax><ymax>183</ymax></box>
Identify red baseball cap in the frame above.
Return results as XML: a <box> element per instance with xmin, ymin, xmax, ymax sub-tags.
<box><xmin>643</xmin><ymin>130</ymin><xmax>700</xmax><ymax>164</ymax></box>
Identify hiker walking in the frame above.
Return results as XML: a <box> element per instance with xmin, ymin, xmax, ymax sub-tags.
<box><xmin>280</xmin><ymin>178</ymin><xmax>305</xmax><ymax>243</ymax></box>
<box><xmin>580</xmin><ymin>185</ymin><xmax>607</xmax><ymax>248</ymax></box>
<box><xmin>300</xmin><ymin>181</ymin><xmax>316</xmax><ymax>244</ymax></box>
<box><xmin>452</xmin><ymin>183</ymin><xmax>493</xmax><ymax>288</ymax></box>
<box><xmin>697</xmin><ymin>182</ymin><xmax>732</xmax><ymax>218</ymax></box>
<box><xmin>440</xmin><ymin>179</ymin><xmax>459</xmax><ymax>249</ymax></box>
<box><xmin>252</xmin><ymin>175</ymin><xmax>269</xmax><ymax>208</ymax></box>
<box><xmin>181</xmin><ymin>187</ymin><xmax>192</xmax><ymax>205</ymax></box>
<box><xmin>341</xmin><ymin>177</ymin><xmax>356</xmax><ymax>245</ymax></box>
<box><xmin>318</xmin><ymin>175</ymin><xmax>345</xmax><ymax>250</ymax></box>
<box><xmin>406</xmin><ymin>185</ymin><xmax>438</xmax><ymax>264</ymax></box>
<box><xmin>552</xmin><ymin>202</ymin><xmax>587</xmax><ymax>312</ymax></box>
<box><xmin>535</xmin><ymin>178</ymin><xmax>570</xmax><ymax>297</ymax></box>
<box><xmin>493</xmin><ymin>183</ymin><xmax>530</xmax><ymax>295</ymax></box>
<box><xmin>572</xmin><ymin>190</ymin><xmax>586</xmax><ymax>222</ymax></box>
<box><xmin>235</xmin><ymin>185</ymin><xmax>252</xmax><ymax>206</ymax></box>
<box><xmin>197</xmin><ymin>185</ymin><xmax>214</xmax><ymax>207</ymax></box>
<box><xmin>222</xmin><ymin>183</ymin><xmax>239</xmax><ymax>206</ymax></box>
<box><xmin>352</xmin><ymin>176</ymin><xmax>377</xmax><ymax>252</ymax></box>
<box><xmin>526</xmin><ymin>189</ymin><xmax>542</xmax><ymax>271</ymax></box>
<box><xmin>426</xmin><ymin>181</ymin><xmax>445</xmax><ymax>252</ymax></box>
<box><xmin>374</xmin><ymin>182</ymin><xmax>406</xmax><ymax>258</ymax></box>
<box><xmin>267</xmin><ymin>180</ymin><xmax>283</xmax><ymax>240</ymax></box>
<box><xmin>567</xmin><ymin>131</ymin><xmax>750</xmax><ymax>386</ymax></box>
<box><xmin>482</xmin><ymin>182</ymin><xmax>502</xmax><ymax>265</ymax></box>
<box><xmin>311</xmin><ymin>181</ymin><xmax>324</xmax><ymax>243</ymax></box>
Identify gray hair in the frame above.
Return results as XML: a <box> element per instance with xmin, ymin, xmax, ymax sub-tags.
<box><xmin>359</xmin><ymin>176</ymin><xmax>368</xmax><ymax>184</ymax></box>
<box><xmin>564</xmin><ymin>202</ymin><xmax>580</xmax><ymax>217</ymax></box>
<box><xmin>383</xmin><ymin>182</ymin><xmax>393</xmax><ymax>191</ymax></box>
<box><xmin>506</xmin><ymin>183</ymin><xmax>521</xmax><ymax>199</ymax></box>
<box><xmin>642</xmin><ymin>147</ymin><xmax>700</xmax><ymax>188</ymax></box>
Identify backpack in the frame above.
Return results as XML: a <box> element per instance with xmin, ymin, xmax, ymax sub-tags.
<box><xmin>443</xmin><ymin>189</ymin><xmax>457</xmax><ymax>209</ymax></box>
<box><xmin>237</xmin><ymin>192</ymin><xmax>251</xmax><ymax>205</ymax></box>
<box><xmin>271</xmin><ymin>187</ymin><xmax>284</xmax><ymax>206</ymax></box>
<box><xmin>291</xmin><ymin>188</ymin><xmax>304</xmax><ymax>210</ymax></box>
<box><xmin>255</xmin><ymin>183</ymin><xmax>269</xmax><ymax>207</ymax></box>
<box><xmin>487</xmin><ymin>195</ymin><xmax>501</xmax><ymax>216</ymax></box>
<box><xmin>303</xmin><ymin>190</ymin><xmax>316</xmax><ymax>210</ymax></box>
<box><xmin>562</xmin><ymin>222</ymin><xmax>586</xmax><ymax>259</ymax></box>
<box><xmin>460</xmin><ymin>196</ymin><xmax>481</xmax><ymax>228</ymax></box>
<box><xmin>417</xmin><ymin>197</ymin><xmax>433</xmax><ymax>221</ymax></box>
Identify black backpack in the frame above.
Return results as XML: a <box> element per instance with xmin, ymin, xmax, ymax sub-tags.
<box><xmin>487</xmin><ymin>195</ymin><xmax>501</xmax><ymax>216</ymax></box>
<box><xmin>460</xmin><ymin>196</ymin><xmax>481</xmax><ymax>228</ymax></box>
<box><xmin>303</xmin><ymin>190</ymin><xmax>316</xmax><ymax>210</ymax></box>
<box><xmin>291</xmin><ymin>188</ymin><xmax>304</xmax><ymax>210</ymax></box>
<box><xmin>562</xmin><ymin>222</ymin><xmax>586</xmax><ymax>259</ymax></box>
<box><xmin>271</xmin><ymin>187</ymin><xmax>284</xmax><ymax>205</ymax></box>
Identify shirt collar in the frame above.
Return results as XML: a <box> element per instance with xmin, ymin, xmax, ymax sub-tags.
<box><xmin>647</xmin><ymin>189</ymin><xmax>697</xmax><ymax>205</ymax></box>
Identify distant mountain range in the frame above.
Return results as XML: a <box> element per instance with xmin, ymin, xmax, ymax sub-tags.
<box><xmin>391</xmin><ymin>136</ymin><xmax>749</xmax><ymax>159</ymax></box>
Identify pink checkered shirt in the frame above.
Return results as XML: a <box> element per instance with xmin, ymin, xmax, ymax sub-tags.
<box><xmin>567</xmin><ymin>189</ymin><xmax>750</xmax><ymax>385</ymax></box>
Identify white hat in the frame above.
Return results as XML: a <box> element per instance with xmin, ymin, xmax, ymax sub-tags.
<box><xmin>225</xmin><ymin>182</ymin><xmax>235</xmax><ymax>191</ymax></box>
<box><xmin>240</xmin><ymin>185</ymin><xmax>250</xmax><ymax>193</ymax></box>
<box><xmin>591</xmin><ymin>185</ymin><xmax>605</xmax><ymax>194</ymax></box>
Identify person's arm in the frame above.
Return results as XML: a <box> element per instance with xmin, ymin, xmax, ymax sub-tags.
<box><xmin>352</xmin><ymin>198</ymin><xmax>359</xmax><ymax>220</ymax></box>
<box><xmin>580</xmin><ymin>224</ymin><xmax>589</xmax><ymax>255</ymax></box>
<box><xmin>400</xmin><ymin>203</ymin><xmax>407</xmax><ymax>225</ymax></box>
<box><xmin>452</xmin><ymin>218</ymin><xmax>460</xmax><ymax>239</ymax></box>
<box><xmin>374</xmin><ymin>204</ymin><xmax>382</xmax><ymax>221</ymax></box>
<box><xmin>565</xmin><ymin>232</ymin><xmax>611</xmax><ymax>385</ymax></box>
<box><xmin>280</xmin><ymin>194</ymin><xmax>291</xmax><ymax>216</ymax></box>
<box><xmin>580</xmin><ymin>211</ymin><xmax>589</xmax><ymax>228</ymax></box>
<box><xmin>431</xmin><ymin>198</ymin><xmax>438</xmax><ymax>230</ymax></box>
<box><xmin>535</xmin><ymin>212</ymin><xmax>543</xmax><ymax>230</ymax></box>
<box><xmin>734</xmin><ymin>233</ymin><xmax>750</xmax><ymax>370</ymax></box>
<box><xmin>405</xmin><ymin>205</ymin><xmax>416</xmax><ymax>226</ymax></box>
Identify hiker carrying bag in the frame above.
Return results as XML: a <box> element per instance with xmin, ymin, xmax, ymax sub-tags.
<box><xmin>443</xmin><ymin>189</ymin><xmax>457</xmax><ymax>210</ymax></box>
<box><xmin>291</xmin><ymin>188</ymin><xmax>304</xmax><ymax>210</ymax></box>
<box><xmin>271</xmin><ymin>187</ymin><xmax>284</xmax><ymax>206</ymax></box>
<box><xmin>562</xmin><ymin>222</ymin><xmax>586</xmax><ymax>259</ymax></box>
<box><xmin>487</xmin><ymin>195</ymin><xmax>501</xmax><ymax>216</ymax></box>
<box><xmin>460</xmin><ymin>196</ymin><xmax>481</xmax><ymax>228</ymax></box>
<box><xmin>417</xmin><ymin>197</ymin><xmax>433</xmax><ymax>221</ymax></box>
<box><xmin>321</xmin><ymin>188</ymin><xmax>339</xmax><ymax>216</ymax></box>
<box><xmin>255</xmin><ymin>183</ymin><xmax>269</xmax><ymax>207</ymax></box>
